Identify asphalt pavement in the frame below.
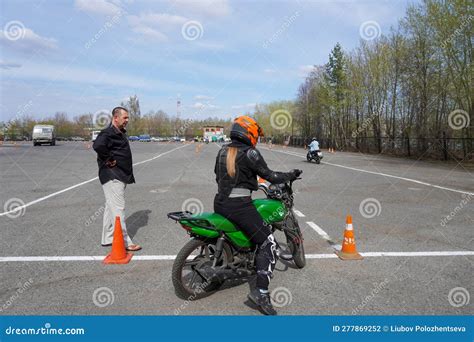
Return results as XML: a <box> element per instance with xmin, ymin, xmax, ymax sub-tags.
<box><xmin>0</xmin><ymin>141</ymin><xmax>472</xmax><ymax>315</ymax></box>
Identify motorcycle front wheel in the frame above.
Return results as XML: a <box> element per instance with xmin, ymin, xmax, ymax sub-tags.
<box><xmin>172</xmin><ymin>238</ymin><xmax>232</xmax><ymax>300</ymax></box>
<box><xmin>287</xmin><ymin>233</ymin><xmax>306</xmax><ymax>268</ymax></box>
<box><xmin>284</xmin><ymin>213</ymin><xmax>306</xmax><ymax>268</ymax></box>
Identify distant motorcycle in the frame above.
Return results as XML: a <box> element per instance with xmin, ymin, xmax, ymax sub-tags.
<box><xmin>306</xmin><ymin>149</ymin><xmax>323</xmax><ymax>164</ymax></box>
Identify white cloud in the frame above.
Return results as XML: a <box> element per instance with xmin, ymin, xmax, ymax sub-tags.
<box><xmin>172</xmin><ymin>0</ymin><xmax>231</xmax><ymax>17</ymax></box>
<box><xmin>0</xmin><ymin>60</ymin><xmax>22</xmax><ymax>69</ymax></box>
<box><xmin>166</xmin><ymin>59</ymin><xmax>262</xmax><ymax>83</ymax></box>
<box><xmin>0</xmin><ymin>28</ymin><xmax>57</xmax><ymax>53</ymax></box>
<box><xmin>127</xmin><ymin>12</ymin><xmax>189</xmax><ymax>42</ymax></box>
<box><xmin>192</xmin><ymin>102</ymin><xmax>218</xmax><ymax>109</ymax></box>
<box><xmin>298</xmin><ymin>64</ymin><xmax>314</xmax><ymax>77</ymax></box>
<box><xmin>194</xmin><ymin>95</ymin><xmax>214</xmax><ymax>101</ymax></box>
<box><xmin>74</xmin><ymin>0</ymin><xmax>123</xmax><ymax>17</ymax></box>
<box><xmin>193</xmin><ymin>102</ymin><xmax>205</xmax><ymax>109</ymax></box>
<box><xmin>0</xmin><ymin>60</ymin><xmax>199</xmax><ymax>93</ymax></box>
<box><xmin>307</xmin><ymin>1</ymin><xmax>398</xmax><ymax>27</ymax></box>
<box><xmin>128</xmin><ymin>13</ymin><xmax>188</xmax><ymax>29</ymax></box>
<box><xmin>193</xmin><ymin>41</ymin><xmax>226</xmax><ymax>50</ymax></box>
<box><xmin>231</xmin><ymin>103</ymin><xmax>256</xmax><ymax>109</ymax></box>
<box><xmin>131</xmin><ymin>25</ymin><xmax>168</xmax><ymax>42</ymax></box>
<box><xmin>264</xmin><ymin>68</ymin><xmax>276</xmax><ymax>74</ymax></box>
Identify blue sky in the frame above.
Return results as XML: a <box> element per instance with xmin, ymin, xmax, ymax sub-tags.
<box><xmin>0</xmin><ymin>0</ymin><xmax>415</xmax><ymax>121</ymax></box>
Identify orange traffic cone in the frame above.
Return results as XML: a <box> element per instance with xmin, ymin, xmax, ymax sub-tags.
<box><xmin>103</xmin><ymin>216</ymin><xmax>133</xmax><ymax>264</ymax></box>
<box><xmin>335</xmin><ymin>215</ymin><xmax>363</xmax><ymax>260</ymax></box>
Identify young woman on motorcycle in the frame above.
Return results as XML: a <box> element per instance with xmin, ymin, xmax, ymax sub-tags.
<box><xmin>214</xmin><ymin>115</ymin><xmax>301</xmax><ymax>315</ymax></box>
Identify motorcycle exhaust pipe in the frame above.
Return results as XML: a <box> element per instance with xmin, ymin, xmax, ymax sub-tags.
<box><xmin>198</xmin><ymin>266</ymin><xmax>253</xmax><ymax>282</ymax></box>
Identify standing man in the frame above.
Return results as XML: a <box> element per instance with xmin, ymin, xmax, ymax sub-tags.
<box><xmin>93</xmin><ymin>107</ymin><xmax>141</xmax><ymax>251</ymax></box>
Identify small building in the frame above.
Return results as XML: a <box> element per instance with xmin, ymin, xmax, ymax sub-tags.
<box><xmin>203</xmin><ymin>125</ymin><xmax>225</xmax><ymax>142</ymax></box>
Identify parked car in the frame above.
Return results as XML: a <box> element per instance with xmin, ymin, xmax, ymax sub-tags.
<box><xmin>32</xmin><ymin>125</ymin><xmax>55</xmax><ymax>146</ymax></box>
<box><xmin>129</xmin><ymin>136</ymin><xmax>139</xmax><ymax>141</ymax></box>
<box><xmin>138</xmin><ymin>134</ymin><xmax>151</xmax><ymax>142</ymax></box>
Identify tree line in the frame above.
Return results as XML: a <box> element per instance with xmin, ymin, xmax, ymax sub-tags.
<box><xmin>258</xmin><ymin>0</ymin><xmax>472</xmax><ymax>160</ymax></box>
<box><xmin>1</xmin><ymin>95</ymin><xmax>232</xmax><ymax>140</ymax></box>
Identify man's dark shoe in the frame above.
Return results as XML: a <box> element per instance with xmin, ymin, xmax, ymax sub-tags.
<box><xmin>248</xmin><ymin>289</ymin><xmax>277</xmax><ymax>316</ymax></box>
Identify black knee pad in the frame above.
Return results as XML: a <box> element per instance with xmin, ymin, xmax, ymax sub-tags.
<box><xmin>258</xmin><ymin>234</ymin><xmax>278</xmax><ymax>264</ymax></box>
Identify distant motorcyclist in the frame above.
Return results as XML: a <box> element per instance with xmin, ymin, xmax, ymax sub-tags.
<box><xmin>308</xmin><ymin>137</ymin><xmax>320</xmax><ymax>152</ymax></box>
<box><xmin>214</xmin><ymin>115</ymin><xmax>301</xmax><ymax>315</ymax></box>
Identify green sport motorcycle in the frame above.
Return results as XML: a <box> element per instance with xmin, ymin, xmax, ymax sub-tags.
<box><xmin>168</xmin><ymin>177</ymin><xmax>305</xmax><ymax>300</ymax></box>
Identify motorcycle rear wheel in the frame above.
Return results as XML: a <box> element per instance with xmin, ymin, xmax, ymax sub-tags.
<box><xmin>172</xmin><ymin>238</ymin><xmax>232</xmax><ymax>300</ymax></box>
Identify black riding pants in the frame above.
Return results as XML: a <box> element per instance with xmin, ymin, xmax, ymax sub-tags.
<box><xmin>214</xmin><ymin>195</ymin><xmax>277</xmax><ymax>290</ymax></box>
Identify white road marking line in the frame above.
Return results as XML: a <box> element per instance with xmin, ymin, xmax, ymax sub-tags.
<box><xmin>306</xmin><ymin>221</ymin><xmax>332</xmax><ymax>242</ymax></box>
<box><xmin>1</xmin><ymin>251</ymin><xmax>473</xmax><ymax>262</ymax></box>
<box><xmin>293</xmin><ymin>209</ymin><xmax>305</xmax><ymax>217</ymax></box>
<box><xmin>261</xmin><ymin>147</ymin><xmax>474</xmax><ymax>196</ymax></box>
<box><xmin>0</xmin><ymin>256</ymin><xmax>175</xmax><ymax>262</ymax></box>
<box><xmin>305</xmin><ymin>254</ymin><xmax>339</xmax><ymax>259</ymax></box>
<box><xmin>357</xmin><ymin>251</ymin><xmax>474</xmax><ymax>257</ymax></box>
<box><xmin>306</xmin><ymin>251</ymin><xmax>474</xmax><ymax>258</ymax></box>
<box><xmin>132</xmin><ymin>144</ymin><xmax>188</xmax><ymax>166</ymax></box>
<box><xmin>0</xmin><ymin>144</ymin><xmax>189</xmax><ymax>217</ymax></box>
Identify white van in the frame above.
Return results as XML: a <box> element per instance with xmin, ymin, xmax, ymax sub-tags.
<box><xmin>91</xmin><ymin>130</ymin><xmax>101</xmax><ymax>142</ymax></box>
<box><xmin>32</xmin><ymin>125</ymin><xmax>55</xmax><ymax>146</ymax></box>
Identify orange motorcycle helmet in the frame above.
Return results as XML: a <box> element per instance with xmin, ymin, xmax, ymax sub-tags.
<box><xmin>230</xmin><ymin>115</ymin><xmax>264</xmax><ymax>147</ymax></box>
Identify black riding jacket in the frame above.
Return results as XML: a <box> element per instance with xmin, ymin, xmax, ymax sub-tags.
<box><xmin>93</xmin><ymin>125</ymin><xmax>135</xmax><ymax>185</ymax></box>
<box><xmin>214</xmin><ymin>140</ymin><xmax>295</xmax><ymax>199</ymax></box>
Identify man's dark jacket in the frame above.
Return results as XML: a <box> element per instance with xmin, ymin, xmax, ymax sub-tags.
<box><xmin>93</xmin><ymin>125</ymin><xmax>135</xmax><ymax>185</ymax></box>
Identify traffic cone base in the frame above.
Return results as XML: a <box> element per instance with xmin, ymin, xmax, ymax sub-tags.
<box><xmin>335</xmin><ymin>250</ymin><xmax>363</xmax><ymax>260</ymax></box>
<box><xmin>335</xmin><ymin>215</ymin><xmax>363</xmax><ymax>261</ymax></box>
<box><xmin>103</xmin><ymin>216</ymin><xmax>133</xmax><ymax>265</ymax></box>
<box><xmin>103</xmin><ymin>252</ymin><xmax>133</xmax><ymax>264</ymax></box>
